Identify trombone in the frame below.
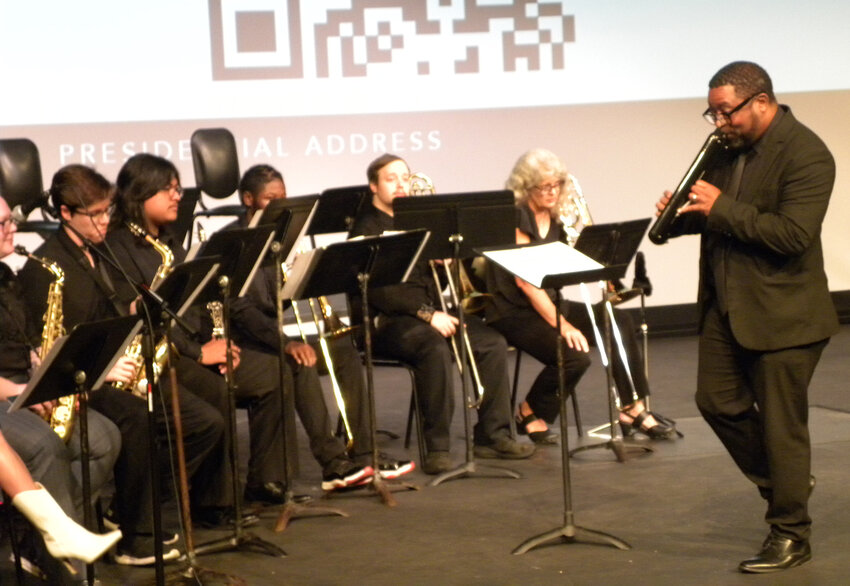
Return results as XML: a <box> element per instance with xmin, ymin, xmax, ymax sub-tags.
<box><xmin>283</xmin><ymin>260</ymin><xmax>355</xmax><ymax>449</ymax></box>
<box><xmin>411</xmin><ymin>172</ymin><xmax>486</xmax><ymax>408</ymax></box>
<box><xmin>430</xmin><ymin>261</ymin><xmax>486</xmax><ymax>408</ymax></box>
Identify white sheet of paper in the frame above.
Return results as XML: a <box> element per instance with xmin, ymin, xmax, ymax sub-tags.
<box><xmin>483</xmin><ymin>241</ymin><xmax>603</xmax><ymax>288</ymax></box>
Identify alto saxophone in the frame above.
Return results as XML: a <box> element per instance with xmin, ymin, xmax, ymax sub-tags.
<box><xmin>14</xmin><ymin>245</ymin><xmax>76</xmax><ymax>442</ymax></box>
<box><xmin>114</xmin><ymin>222</ymin><xmax>176</xmax><ymax>397</ymax></box>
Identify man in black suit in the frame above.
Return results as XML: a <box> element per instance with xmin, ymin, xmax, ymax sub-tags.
<box><xmin>657</xmin><ymin>61</ymin><xmax>838</xmax><ymax>573</ymax></box>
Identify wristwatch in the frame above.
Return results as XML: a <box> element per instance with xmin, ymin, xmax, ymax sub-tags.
<box><xmin>416</xmin><ymin>304</ymin><xmax>436</xmax><ymax>323</ymax></box>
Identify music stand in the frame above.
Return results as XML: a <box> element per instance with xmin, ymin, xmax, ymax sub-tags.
<box><xmin>136</xmin><ymin>256</ymin><xmax>222</xmax><ymax>585</ymax></box>
<box><xmin>11</xmin><ymin>316</ymin><xmax>141</xmax><ymax>584</ymax></box>
<box><xmin>480</xmin><ymin>219</ymin><xmax>649</xmax><ymax>555</ymax></box>
<box><xmin>394</xmin><ymin>191</ymin><xmax>518</xmax><ymax>486</ymax></box>
<box><xmin>253</xmin><ymin>195</ymin><xmax>317</xmax><ymax>253</ymax></box>
<box><xmin>570</xmin><ymin>219</ymin><xmax>654</xmax><ymax>461</ymax></box>
<box><xmin>187</xmin><ymin>226</ymin><xmax>287</xmax><ymax>560</ymax></box>
<box><xmin>247</xmin><ymin>201</ymin><xmax>356</xmax><ymax>529</ymax></box>
<box><xmin>308</xmin><ymin>187</ymin><xmax>367</xmax><ymax>237</ymax></box>
<box><xmin>284</xmin><ymin>230</ymin><xmax>429</xmax><ymax>507</ymax></box>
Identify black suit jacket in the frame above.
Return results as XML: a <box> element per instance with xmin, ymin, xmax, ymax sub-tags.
<box><xmin>670</xmin><ymin>106</ymin><xmax>838</xmax><ymax>351</ymax></box>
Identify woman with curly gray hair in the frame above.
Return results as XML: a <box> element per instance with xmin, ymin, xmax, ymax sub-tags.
<box><xmin>485</xmin><ymin>149</ymin><xmax>677</xmax><ymax>443</ymax></box>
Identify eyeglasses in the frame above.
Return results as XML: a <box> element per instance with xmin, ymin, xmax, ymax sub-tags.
<box><xmin>530</xmin><ymin>181</ymin><xmax>564</xmax><ymax>195</ymax></box>
<box><xmin>703</xmin><ymin>93</ymin><xmax>762</xmax><ymax>125</ymax></box>
<box><xmin>73</xmin><ymin>204</ymin><xmax>114</xmax><ymax>220</ymax></box>
<box><xmin>159</xmin><ymin>185</ymin><xmax>183</xmax><ymax>198</ymax></box>
<box><xmin>0</xmin><ymin>217</ymin><xmax>16</xmax><ymax>230</ymax></box>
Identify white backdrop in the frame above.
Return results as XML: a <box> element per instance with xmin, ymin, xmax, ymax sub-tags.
<box><xmin>2</xmin><ymin>0</ymin><xmax>848</xmax><ymax>306</ymax></box>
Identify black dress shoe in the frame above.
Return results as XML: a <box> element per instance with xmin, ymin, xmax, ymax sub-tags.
<box><xmin>738</xmin><ymin>533</ymin><xmax>811</xmax><ymax>573</ymax></box>
<box><xmin>244</xmin><ymin>482</ymin><xmax>313</xmax><ymax>505</ymax></box>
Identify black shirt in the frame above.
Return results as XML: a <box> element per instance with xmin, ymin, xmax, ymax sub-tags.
<box><xmin>348</xmin><ymin>198</ymin><xmax>442</xmax><ymax>321</ymax></box>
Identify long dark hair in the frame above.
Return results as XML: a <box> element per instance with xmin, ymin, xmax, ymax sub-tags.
<box><xmin>110</xmin><ymin>153</ymin><xmax>180</xmax><ymax>230</ymax></box>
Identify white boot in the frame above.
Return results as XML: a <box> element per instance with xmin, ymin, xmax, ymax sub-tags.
<box><xmin>12</xmin><ymin>483</ymin><xmax>122</xmax><ymax>564</ymax></box>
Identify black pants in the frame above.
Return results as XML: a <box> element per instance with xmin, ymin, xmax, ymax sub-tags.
<box><xmin>287</xmin><ymin>352</ymin><xmax>350</xmax><ymax>477</ymax></box>
<box><xmin>172</xmin><ymin>357</ymin><xmax>233</xmax><ymax>508</ymax></box>
<box><xmin>372</xmin><ymin>313</ymin><xmax>513</xmax><ymax>452</ymax></box>
<box><xmin>489</xmin><ymin>301</ymin><xmax>649</xmax><ymax>424</ymax></box>
<box><xmin>696</xmin><ymin>304</ymin><xmax>827</xmax><ymax>542</ymax></box>
<box><xmin>314</xmin><ymin>335</ymin><xmax>372</xmax><ymax>460</ymax></box>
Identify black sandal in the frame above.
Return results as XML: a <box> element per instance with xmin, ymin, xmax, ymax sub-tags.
<box><xmin>619</xmin><ymin>410</ymin><xmax>676</xmax><ymax>440</ymax></box>
<box><xmin>516</xmin><ymin>412</ymin><xmax>559</xmax><ymax>445</ymax></box>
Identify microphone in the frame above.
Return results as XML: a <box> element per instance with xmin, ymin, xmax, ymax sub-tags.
<box><xmin>632</xmin><ymin>251</ymin><xmax>652</xmax><ymax>296</ymax></box>
<box><xmin>11</xmin><ymin>190</ymin><xmax>52</xmax><ymax>224</ymax></box>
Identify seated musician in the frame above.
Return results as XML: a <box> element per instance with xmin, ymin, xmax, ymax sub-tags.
<box><xmin>484</xmin><ymin>148</ymin><xmax>677</xmax><ymax>442</ymax></box>
<box><xmin>19</xmin><ymin>164</ymin><xmax>209</xmax><ymax>564</ymax></box>
<box><xmin>231</xmin><ymin>163</ymin><xmax>412</xmax><ymax>482</ymax></box>
<box><xmin>102</xmin><ymin>153</ymin><xmax>277</xmax><ymax>527</ymax></box>
<box><xmin>348</xmin><ymin>154</ymin><xmax>535</xmax><ymax>475</ymax></box>
<box><xmin>105</xmin><ymin>154</ymin><xmax>371</xmax><ymax>505</ymax></box>
<box><xmin>0</xmin><ymin>194</ymin><xmax>122</xmax><ymax>581</ymax></box>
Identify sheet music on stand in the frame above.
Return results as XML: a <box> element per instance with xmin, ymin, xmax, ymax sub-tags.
<box><xmin>477</xmin><ymin>223</ymin><xmax>650</xmax><ymax>556</ymax></box>
<box><xmin>482</xmin><ymin>241</ymin><xmax>605</xmax><ymax>289</ymax></box>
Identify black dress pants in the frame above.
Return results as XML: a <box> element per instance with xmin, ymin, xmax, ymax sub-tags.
<box><xmin>696</xmin><ymin>304</ymin><xmax>827</xmax><ymax>542</ymax></box>
<box><xmin>489</xmin><ymin>301</ymin><xmax>650</xmax><ymax>424</ymax></box>
<box><xmin>372</xmin><ymin>313</ymin><xmax>513</xmax><ymax>452</ymax></box>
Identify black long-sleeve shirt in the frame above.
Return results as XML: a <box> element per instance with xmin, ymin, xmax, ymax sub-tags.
<box><xmin>348</xmin><ymin>199</ymin><xmax>442</xmax><ymax>321</ymax></box>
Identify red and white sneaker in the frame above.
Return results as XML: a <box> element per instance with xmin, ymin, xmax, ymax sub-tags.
<box><xmin>321</xmin><ymin>464</ymin><xmax>374</xmax><ymax>491</ymax></box>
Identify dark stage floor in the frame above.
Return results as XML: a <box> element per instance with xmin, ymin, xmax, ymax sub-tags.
<box><xmin>4</xmin><ymin>326</ymin><xmax>850</xmax><ymax>585</ymax></box>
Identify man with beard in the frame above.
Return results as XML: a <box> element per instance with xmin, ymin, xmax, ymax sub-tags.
<box><xmin>656</xmin><ymin>61</ymin><xmax>837</xmax><ymax>573</ymax></box>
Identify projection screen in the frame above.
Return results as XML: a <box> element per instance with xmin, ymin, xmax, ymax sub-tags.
<box><xmin>1</xmin><ymin>0</ymin><xmax>848</xmax><ymax>308</ymax></box>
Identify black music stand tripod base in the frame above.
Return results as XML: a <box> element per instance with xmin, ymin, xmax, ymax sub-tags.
<box><xmin>192</xmin><ymin>531</ymin><xmax>285</xmax><ymax>559</ymax></box>
<box><xmin>273</xmin><ymin>498</ymin><xmax>349</xmax><ymax>533</ymax></box>
<box><xmin>161</xmin><ymin>566</ymin><xmax>248</xmax><ymax>586</ymax></box>
<box><xmin>428</xmin><ymin>460</ymin><xmax>521</xmax><ymax>487</ymax></box>
<box><xmin>570</xmin><ymin>427</ymin><xmax>653</xmax><ymax>462</ymax></box>
<box><xmin>512</xmin><ymin>521</ymin><xmax>631</xmax><ymax>555</ymax></box>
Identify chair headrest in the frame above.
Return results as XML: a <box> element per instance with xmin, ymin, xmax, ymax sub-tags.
<box><xmin>0</xmin><ymin>138</ymin><xmax>44</xmax><ymax>209</ymax></box>
<box><xmin>190</xmin><ymin>128</ymin><xmax>239</xmax><ymax>199</ymax></box>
